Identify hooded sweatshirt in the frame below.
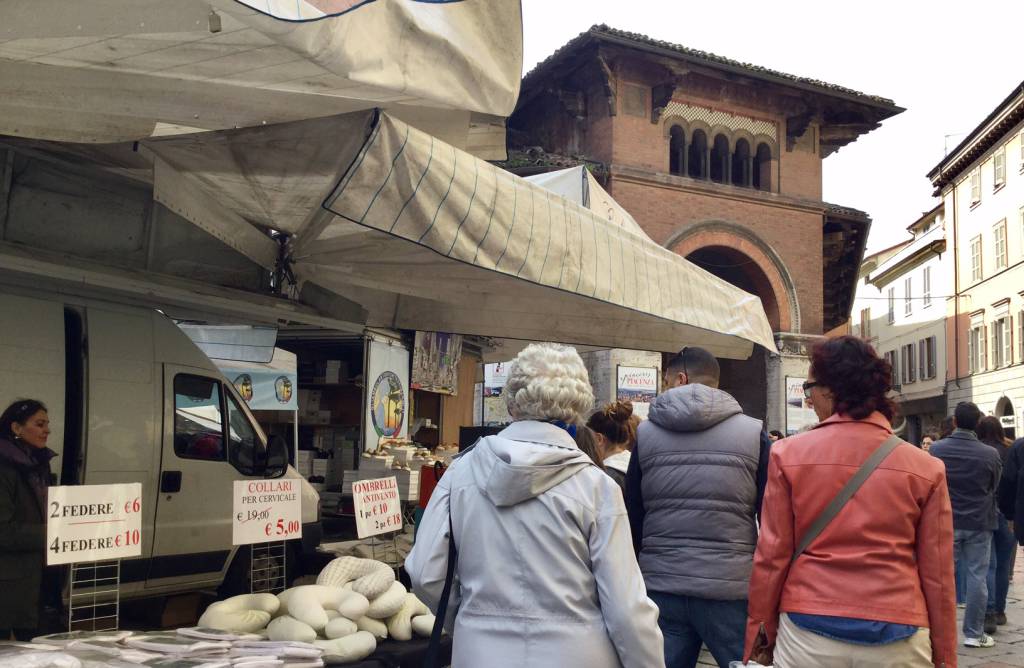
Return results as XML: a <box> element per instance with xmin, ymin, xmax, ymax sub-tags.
<box><xmin>406</xmin><ymin>420</ymin><xmax>665</xmax><ymax>668</ymax></box>
<box><xmin>625</xmin><ymin>384</ymin><xmax>767</xmax><ymax>600</ymax></box>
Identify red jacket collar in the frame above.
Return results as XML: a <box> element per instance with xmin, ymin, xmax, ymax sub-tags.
<box><xmin>813</xmin><ymin>411</ymin><xmax>894</xmax><ymax>433</ymax></box>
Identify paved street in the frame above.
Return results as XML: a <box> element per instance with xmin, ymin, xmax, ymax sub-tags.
<box><xmin>696</xmin><ymin>547</ymin><xmax>1024</xmax><ymax>666</ymax></box>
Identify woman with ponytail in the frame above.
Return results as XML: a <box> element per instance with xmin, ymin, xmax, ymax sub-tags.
<box><xmin>586</xmin><ymin>401</ymin><xmax>635</xmax><ymax>491</ymax></box>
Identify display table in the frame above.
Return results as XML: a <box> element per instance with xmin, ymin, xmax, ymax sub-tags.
<box><xmin>339</xmin><ymin>636</ymin><xmax>452</xmax><ymax>667</ymax></box>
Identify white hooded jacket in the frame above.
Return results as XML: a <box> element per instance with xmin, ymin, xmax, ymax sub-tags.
<box><xmin>406</xmin><ymin>420</ymin><xmax>665</xmax><ymax>668</ymax></box>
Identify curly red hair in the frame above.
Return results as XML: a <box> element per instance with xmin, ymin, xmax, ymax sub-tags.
<box><xmin>809</xmin><ymin>336</ymin><xmax>896</xmax><ymax>421</ymax></box>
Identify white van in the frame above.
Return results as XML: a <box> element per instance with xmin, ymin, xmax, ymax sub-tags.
<box><xmin>0</xmin><ymin>286</ymin><xmax>321</xmax><ymax>598</ymax></box>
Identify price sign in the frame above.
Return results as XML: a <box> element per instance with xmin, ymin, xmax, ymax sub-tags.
<box><xmin>353</xmin><ymin>476</ymin><xmax>403</xmax><ymax>539</ymax></box>
<box><xmin>233</xmin><ymin>479</ymin><xmax>302</xmax><ymax>545</ymax></box>
<box><xmin>46</xmin><ymin>483</ymin><xmax>143</xmax><ymax>565</ymax></box>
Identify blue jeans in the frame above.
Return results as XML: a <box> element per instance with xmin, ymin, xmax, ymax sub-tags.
<box><xmin>987</xmin><ymin>515</ymin><xmax>1016</xmax><ymax>614</ymax></box>
<box><xmin>954</xmin><ymin>529</ymin><xmax>992</xmax><ymax>639</ymax></box>
<box><xmin>648</xmin><ymin>591</ymin><xmax>746</xmax><ymax>668</ymax></box>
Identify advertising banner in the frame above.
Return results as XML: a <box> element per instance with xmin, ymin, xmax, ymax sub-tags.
<box><xmin>616</xmin><ymin>366</ymin><xmax>658</xmax><ymax>419</ymax></box>
<box><xmin>411</xmin><ymin>331</ymin><xmax>463</xmax><ymax>395</ymax></box>
<box><xmin>365</xmin><ymin>338</ymin><xmax>410</xmax><ymax>452</ymax></box>
<box><xmin>216</xmin><ymin>348</ymin><xmax>298</xmax><ymax>411</ymax></box>
<box><xmin>785</xmin><ymin>376</ymin><xmax>818</xmax><ymax>435</ymax></box>
<box><xmin>232</xmin><ymin>479</ymin><xmax>302</xmax><ymax>545</ymax></box>
<box><xmin>353</xmin><ymin>477</ymin><xmax>403</xmax><ymax>538</ymax></box>
<box><xmin>47</xmin><ymin>483</ymin><xmax>143</xmax><ymax>565</ymax></box>
<box><xmin>483</xmin><ymin>362</ymin><xmax>510</xmax><ymax>397</ymax></box>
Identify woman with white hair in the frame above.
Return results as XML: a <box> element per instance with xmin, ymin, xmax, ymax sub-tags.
<box><xmin>406</xmin><ymin>343</ymin><xmax>665</xmax><ymax>668</ymax></box>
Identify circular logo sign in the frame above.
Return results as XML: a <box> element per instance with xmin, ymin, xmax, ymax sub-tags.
<box><xmin>370</xmin><ymin>371</ymin><xmax>405</xmax><ymax>438</ymax></box>
<box><xmin>275</xmin><ymin>376</ymin><xmax>293</xmax><ymax>404</ymax></box>
<box><xmin>233</xmin><ymin>374</ymin><xmax>254</xmax><ymax>402</ymax></box>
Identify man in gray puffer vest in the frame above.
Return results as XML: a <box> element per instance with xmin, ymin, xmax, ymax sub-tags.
<box><xmin>625</xmin><ymin>346</ymin><xmax>770</xmax><ymax>668</ymax></box>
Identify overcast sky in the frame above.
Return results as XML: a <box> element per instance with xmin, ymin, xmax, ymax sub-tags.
<box><xmin>521</xmin><ymin>0</ymin><xmax>1024</xmax><ymax>253</ymax></box>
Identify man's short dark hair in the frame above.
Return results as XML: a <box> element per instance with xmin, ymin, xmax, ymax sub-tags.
<box><xmin>769</xmin><ymin>430</ymin><xmax>783</xmax><ymax>439</ymax></box>
<box><xmin>954</xmin><ymin>402</ymin><xmax>982</xmax><ymax>432</ymax></box>
<box><xmin>665</xmin><ymin>346</ymin><xmax>720</xmax><ymax>387</ymax></box>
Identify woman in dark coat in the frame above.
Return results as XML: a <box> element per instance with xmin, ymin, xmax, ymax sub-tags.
<box><xmin>0</xmin><ymin>399</ymin><xmax>56</xmax><ymax>640</ymax></box>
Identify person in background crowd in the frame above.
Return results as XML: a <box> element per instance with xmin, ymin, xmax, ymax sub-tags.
<box><xmin>930</xmin><ymin>402</ymin><xmax>1002</xmax><ymax>649</ymax></box>
<box><xmin>939</xmin><ymin>416</ymin><xmax>955</xmax><ymax>440</ymax></box>
<box><xmin>626</xmin><ymin>346</ymin><xmax>769</xmax><ymax>668</ymax></box>
<box><xmin>921</xmin><ymin>433</ymin><xmax>937</xmax><ymax>451</ymax></box>
<box><xmin>407</xmin><ymin>343</ymin><xmax>665</xmax><ymax>668</ymax></box>
<box><xmin>744</xmin><ymin>336</ymin><xmax>954</xmax><ymax>668</ymax></box>
<box><xmin>0</xmin><ymin>399</ymin><xmax>56</xmax><ymax>641</ymax></box>
<box><xmin>977</xmin><ymin>416</ymin><xmax>1014</xmax><ymax>634</ymax></box>
<box><xmin>587</xmin><ymin>401</ymin><xmax>634</xmax><ymax>491</ymax></box>
<box><xmin>625</xmin><ymin>413</ymin><xmax>641</xmax><ymax>450</ymax></box>
<box><xmin>575</xmin><ymin>425</ymin><xmax>605</xmax><ymax>469</ymax></box>
<box><xmin>769</xmin><ymin>429</ymin><xmax>784</xmax><ymax>442</ymax></box>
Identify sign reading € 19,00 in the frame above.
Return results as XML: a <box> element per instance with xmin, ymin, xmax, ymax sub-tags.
<box><xmin>46</xmin><ymin>483</ymin><xmax>143</xmax><ymax>565</ymax></box>
<box><xmin>232</xmin><ymin>479</ymin><xmax>302</xmax><ymax>545</ymax></box>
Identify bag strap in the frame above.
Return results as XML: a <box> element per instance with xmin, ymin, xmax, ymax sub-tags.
<box><xmin>423</xmin><ymin>501</ymin><xmax>457</xmax><ymax>668</ymax></box>
<box><xmin>791</xmin><ymin>433</ymin><xmax>902</xmax><ymax>564</ymax></box>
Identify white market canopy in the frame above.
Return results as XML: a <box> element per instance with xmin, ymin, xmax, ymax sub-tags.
<box><xmin>525</xmin><ymin>166</ymin><xmax>648</xmax><ymax>238</ymax></box>
<box><xmin>143</xmin><ymin>110</ymin><xmax>776</xmax><ymax>358</ymax></box>
<box><xmin>0</xmin><ymin>0</ymin><xmax>520</xmax><ymax>157</ymax></box>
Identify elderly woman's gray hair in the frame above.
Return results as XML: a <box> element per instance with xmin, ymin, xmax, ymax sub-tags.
<box><xmin>503</xmin><ymin>343</ymin><xmax>595</xmax><ymax>423</ymax></box>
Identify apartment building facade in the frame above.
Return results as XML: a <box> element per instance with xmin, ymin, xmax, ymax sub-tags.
<box><xmin>929</xmin><ymin>81</ymin><xmax>1024</xmax><ymax>440</ymax></box>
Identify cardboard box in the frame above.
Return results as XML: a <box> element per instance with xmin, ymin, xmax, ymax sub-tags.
<box><xmin>298</xmin><ymin>389</ymin><xmax>322</xmax><ymax>413</ymax></box>
<box><xmin>312</xmin><ymin>459</ymin><xmax>330</xmax><ymax>476</ymax></box>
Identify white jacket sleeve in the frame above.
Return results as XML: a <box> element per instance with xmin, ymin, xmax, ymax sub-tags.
<box><xmin>589</xmin><ymin>499</ymin><xmax>666</xmax><ymax>668</ymax></box>
<box><xmin>404</xmin><ymin>472</ymin><xmax>461</xmax><ymax>630</ymax></box>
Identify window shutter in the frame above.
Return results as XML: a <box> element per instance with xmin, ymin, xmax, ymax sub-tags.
<box><xmin>984</xmin><ymin>325</ymin><xmax>989</xmax><ymax>371</ymax></box>
<box><xmin>919</xmin><ymin>340</ymin><xmax>926</xmax><ymax>380</ymax></box>
<box><xmin>929</xmin><ymin>337</ymin><xmax>937</xmax><ymax>379</ymax></box>
<box><xmin>1009</xmin><ymin>316</ymin><xmax>1014</xmax><ymax>366</ymax></box>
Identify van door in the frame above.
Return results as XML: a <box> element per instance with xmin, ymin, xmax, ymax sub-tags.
<box><xmin>147</xmin><ymin>366</ymin><xmax>266</xmax><ymax>590</ymax></box>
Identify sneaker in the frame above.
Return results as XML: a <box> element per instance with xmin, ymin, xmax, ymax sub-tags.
<box><xmin>964</xmin><ymin>634</ymin><xmax>996</xmax><ymax>648</ymax></box>
<box><xmin>985</xmin><ymin>612</ymin><xmax>998</xmax><ymax>634</ymax></box>
<box><xmin>957</xmin><ymin>602</ymin><xmax>966</xmax><ymax>609</ymax></box>
<box><xmin>996</xmin><ymin>612</ymin><xmax>1008</xmax><ymax>626</ymax></box>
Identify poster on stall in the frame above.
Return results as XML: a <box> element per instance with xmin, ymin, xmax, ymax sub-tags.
<box><xmin>232</xmin><ymin>479</ymin><xmax>302</xmax><ymax>545</ymax></box>
<box><xmin>483</xmin><ymin>362</ymin><xmax>509</xmax><ymax>397</ymax></box>
<box><xmin>214</xmin><ymin>348</ymin><xmax>298</xmax><ymax>411</ymax></box>
<box><xmin>352</xmin><ymin>476</ymin><xmax>403</xmax><ymax>538</ymax></box>
<box><xmin>785</xmin><ymin>376</ymin><xmax>818</xmax><ymax>435</ymax></box>
<box><xmin>411</xmin><ymin>331</ymin><xmax>463</xmax><ymax>395</ymax></box>
<box><xmin>616</xmin><ymin>366</ymin><xmax>658</xmax><ymax>419</ymax></box>
<box><xmin>365</xmin><ymin>338</ymin><xmax>410</xmax><ymax>452</ymax></box>
<box><xmin>473</xmin><ymin>382</ymin><xmax>483</xmax><ymax>426</ymax></box>
<box><xmin>47</xmin><ymin>483</ymin><xmax>143</xmax><ymax>565</ymax></box>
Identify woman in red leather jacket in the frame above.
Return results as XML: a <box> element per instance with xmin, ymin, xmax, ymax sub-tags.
<box><xmin>744</xmin><ymin>336</ymin><xmax>956</xmax><ymax>667</ymax></box>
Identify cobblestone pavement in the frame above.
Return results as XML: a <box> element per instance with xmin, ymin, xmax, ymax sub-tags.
<box><xmin>696</xmin><ymin>547</ymin><xmax>1024</xmax><ymax>667</ymax></box>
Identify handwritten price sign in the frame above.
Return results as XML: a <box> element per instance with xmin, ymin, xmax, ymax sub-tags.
<box><xmin>232</xmin><ymin>479</ymin><xmax>302</xmax><ymax>545</ymax></box>
<box><xmin>46</xmin><ymin>483</ymin><xmax>143</xmax><ymax>565</ymax></box>
<box><xmin>353</xmin><ymin>477</ymin><xmax>403</xmax><ymax>539</ymax></box>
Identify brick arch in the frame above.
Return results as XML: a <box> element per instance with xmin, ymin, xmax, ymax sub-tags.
<box><xmin>665</xmin><ymin>221</ymin><xmax>799</xmax><ymax>332</ymax></box>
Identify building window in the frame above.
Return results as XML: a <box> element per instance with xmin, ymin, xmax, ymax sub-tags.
<box><xmin>970</xmin><ymin>169</ymin><xmax>981</xmax><ymax>205</ymax></box>
<box><xmin>710</xmin><ymin>134</ymin><xmax>729</xmax><ymax>184</ymax></box>
<box><xmin>1019</xmin><ymin>310</ymin><xmax>1024</xmax><ymax>363</ymax></box>
<box><xmin>904</xmin><ymin>277</ymin><xmax>912</xmax><ymax>316</ymax></box>
<box><xmin>970</xmin><ymin>235</ymin><xmax>983</xmax><ymax>282</ymax></box>
<box><xmin>902</xmin><ymin>343</ymin><xmax>916</xmax><ymax>384</ymax></box>
<box><xmin>919</xmin><ymin>336</ymin><xmax>937</xmax><ymax>380</ymax></box>
<box><xmin>688</xmin><ymin>129</ymin><xmax>708</xmax><ymax>180</ymax></box>
<box><xmin>732</xmin><ymin>138</ymin><xmax>751</xmax><ymax>187</ymax></box>
<box><xmin>885</xmin><ymin>350</ymin><xmax>899</xmax><ymax>389</ymax></box>
<box><xmin>993</xmin><ymin>317</ymin><xmax>1011</xmax><ymax>368</ymax></box>
<box><xmin>994</xmin><ymin>148</ymin><xmax>1006</xmax><ymax>189</ymax></box>
<box><xmin>753</xmin><ymin>142</ymin><xmax>772</xmax><ymax>191</ymax></box>
<box><xmin>994</xmin><ymin>219</ymin><xmax>1007</xmax><ymax>270</ymax></box>
<box><xmin>669</xmin><ymin>125</ymin><xmax>685</xmax><ymax>176</ymax></box>
<box><xmin>887</xmin><ymin>287</ymin><xmax>896</xmax><ymax>324</ymax></box>
<box><xmin>922</xmin><ymin>266</ymin><xmax>931</xmax><ymax>307</ymax></box>
<box><xmin>860</xmin><ymin>307</ymin><xmax>871</xmax><ymax>340</ymax></box>
<box><xmin>1020</xmin><ymin>130</ymin><xmax>1024</xmax><ymax>170</ymax></box>
<box><xmin>1020</xmin><ymin>207</ymin><xmax>1024</xmax><ymax>257</ymax></box>
<box><xmin>969</xmin><ymin>325</ymin><xmax>985</xmax><ymax>374</ymax></box>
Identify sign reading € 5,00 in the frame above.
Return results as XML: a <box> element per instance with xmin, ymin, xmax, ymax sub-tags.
<box><xmin>46</xmin><ymin>483</ymin><xmax>143</xmax><ymax>565</ymax></box>
<box><xmin>232</xmin><ymin>479</ymin><xmax>302</xmax><ymax>545</ymax></box>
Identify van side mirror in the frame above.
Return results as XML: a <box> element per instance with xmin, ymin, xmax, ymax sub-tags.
<box><xmin>266</xmin><ymin>435</ymin><xmax>288</xmax><ymax>478</ymax></box>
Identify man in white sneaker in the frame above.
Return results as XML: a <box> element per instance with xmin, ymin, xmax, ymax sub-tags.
<box><xmin>930</xmin><ymin>401</ymin><xmax>1002</xmax><ymax>649</ymax></box>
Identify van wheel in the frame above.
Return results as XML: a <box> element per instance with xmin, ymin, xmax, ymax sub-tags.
<box><xmin>218</xmin><ymin>544</ymin><xmax>298</xmax><ymax>598</ymax></box>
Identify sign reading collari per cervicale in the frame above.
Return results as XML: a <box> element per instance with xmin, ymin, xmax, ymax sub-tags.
<box><xmin>353</xmin><ymin>476</ymin><xmax>403</xmax><ymax>539</ymax></box>
<box><xmin>232</xmin><ymin>479</ymin><xmax>302</xmax><ymax>545</ymax></box>
<box><xmin>46</xmin><ymin>483</ymin><xmax>143</xmax><ymax>566</ymax></box>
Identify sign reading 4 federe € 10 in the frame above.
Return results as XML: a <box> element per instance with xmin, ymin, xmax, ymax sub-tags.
<box><xmin>353</xmin><ymin>476</ymin><xmax>403</xmax><ymax>539</ymax></box>
<box><xmin>46</xmin><ymin>483</ymin><xmax>143</xmax><ymax>566</ymax></box>
<box><xmin>232</xmin><ymin>479</ymin><xmax>302</xmax><ymax>545</ymax></box>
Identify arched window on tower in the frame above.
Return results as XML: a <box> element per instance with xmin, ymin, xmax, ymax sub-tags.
<box><xmin>732</xmin><ymin>138</ymin><xmax>751</xmax><ymax>187</ymax></box>
<box><xmin>753</xmin><ymin>142</ymin><xmax>773</xmax><ymax>191</ymax></box>
<box><xmin>710</xmin><ymin>134</ymin><xmax>729</xmax><ymax>183</ymax></box>
<box><xmin>669</xmin><ymin>126</ymin><xmax>685</xmax><ymax>176</ymax></box>
<box><xmin>688</xmin><ymin>129</ymin><xmax>708</xmax><ymax>179</ymax></box>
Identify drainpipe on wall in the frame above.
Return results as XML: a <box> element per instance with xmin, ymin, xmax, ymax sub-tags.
<box><xmin>950</xmin><ymin>180</ymin><xmax>961</xmax><ymax>389</ymax></box>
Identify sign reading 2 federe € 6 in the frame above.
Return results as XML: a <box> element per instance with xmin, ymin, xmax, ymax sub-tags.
<box><xmin>232</xmin><ymin>479</ymin><xmax>302</xmax><ymax>545</ymax></box>
<box><xmin>46</xmin><ymin>483</ymin><xmax>143</xmax><ymax>565</ymax></box>
<box><xmin>353</xmin><ymin>476</ymin><xmax>403</xmax><ymax>539</ymax></box>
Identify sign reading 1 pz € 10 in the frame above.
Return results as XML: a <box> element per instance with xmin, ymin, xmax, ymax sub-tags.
<box><xmin>233</xmin><ymin>479</ymin><xmax>302</xmax><ymax>545</ymax></box>
<box><xmin>353</xmin><ymin>476</ymin><xmax>403</xmax><ymax>539</ymax></box>
<box><xmin>46</xmin><ymin>483</ymin><xmax>143</xmax><ymax>566</ymax></box>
